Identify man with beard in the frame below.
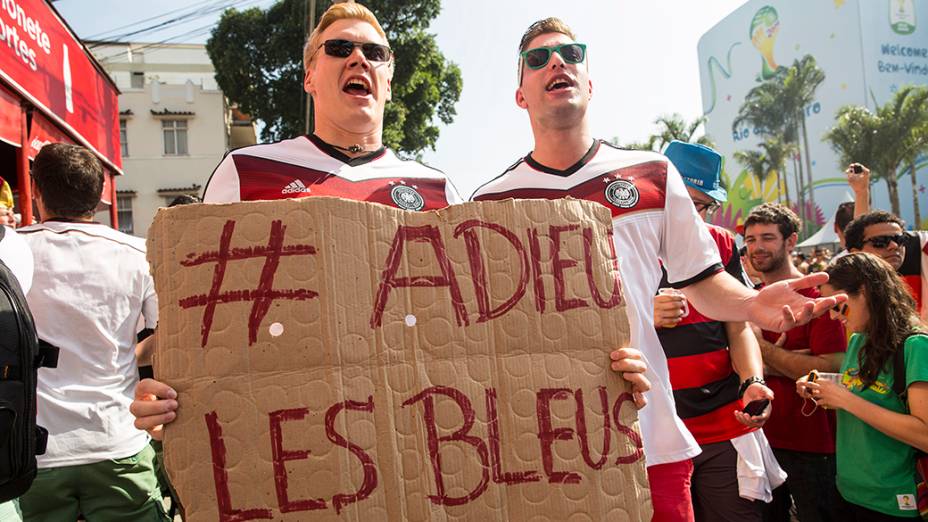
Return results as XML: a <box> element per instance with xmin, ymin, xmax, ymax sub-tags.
<box><xmin>743</xmin><ymin>203</ymin><xmax>848</xmax><ymax>522</ymax></box>
<box><xmin>471</xmin><ymin>18</ymin><xmax>844</xmax><ymax>522</ymax></box>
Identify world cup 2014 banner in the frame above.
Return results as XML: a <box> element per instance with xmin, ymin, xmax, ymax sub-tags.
<box><xmin>148</xmin><ymin>197</ymin><xmax>651</xmax><ymax>521</ymax></box>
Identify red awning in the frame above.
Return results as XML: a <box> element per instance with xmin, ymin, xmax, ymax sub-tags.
<box><xmin>0</xmin><ymin>0</ymin><xmax>122</xmax><ymax>173</ymax></box>
<box><xmin>28</xmin><ymin>111</ymin><xmax>75</xmax><ymax>160</ymax></box>
<box><xmin>0</xmin><ymin>85</ymin><xmax>21</xmax><ymax>148</ymax></box>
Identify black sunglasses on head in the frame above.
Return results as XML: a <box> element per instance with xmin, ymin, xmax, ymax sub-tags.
<box><xmin>862</xmin><ymin>234</ymin><xmax>905</xmax><ymax>249</ymax></box>
<box><xmin>319</xmin><ymin>39</ymin><xmax>392</xmax><ymax>62</ymax></box>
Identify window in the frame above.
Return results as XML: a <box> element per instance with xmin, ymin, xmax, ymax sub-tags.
<box><xmin>119</xmin><ymin>119</ymin><xmax>128</xmax><ymax>157</ymax></box>
<box><xmin>162</xmin><ymin>120</ymin><xmax>188</xmax><ymax>156</ymax></box>
<box><xmin>116</xmin><ymin>194</ymin><xmax>134</xmax><ymax>235</ymax></box>
<box><xmin>130</xmin><ymin>72</ymin><xmax>144</xmax><ymax>89</ymax></box>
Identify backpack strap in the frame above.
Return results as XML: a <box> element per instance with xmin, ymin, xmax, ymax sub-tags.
<box><xmin>893</xmin><ymin>342</ymin><xmax>907</xmax><ymax>399</ymax></box>
<box><xmin>893</xmin><ymin>332</ymin><xmax>926</xmax><ymax>400</ymax></box>
<box><xmin>0</xmin><ymin>340</ymin><xmax>59</xmax><ymax>381</ymax></box>
<box><xmin>35</xmin><ymin>339</ymin><xmax>59</xmax><ymax>369</ymax></box>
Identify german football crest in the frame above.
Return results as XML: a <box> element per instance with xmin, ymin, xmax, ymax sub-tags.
<box><xmin>391</xmin><ymin>184</ymin><xmax>425</xmax><ymax>211</ymax></box>
<box><xmin>604</xmin><ymin>179</ymin><xmax>639</xmax><ymax>209</ymax></box>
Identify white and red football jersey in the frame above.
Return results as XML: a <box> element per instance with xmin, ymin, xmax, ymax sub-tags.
<box><xmin>203</xmin><ymin>135</ymin><xmax>462</xmax><ymax>208</ymax></box>
<box><xmin>472</xmin><ymin>140</ymin><xmax>722</xmax><ymax>466</ymax></box>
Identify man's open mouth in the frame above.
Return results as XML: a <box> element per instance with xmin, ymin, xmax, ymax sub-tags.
<box><xmin>343</xmin><ymin>77</ymin><xmax>372</xmax><ymax>96</ymax></box>
<box><xmin>545</xmin><ymin>75</ymin><xmax>574</xmax><ymax>92</ymax></box>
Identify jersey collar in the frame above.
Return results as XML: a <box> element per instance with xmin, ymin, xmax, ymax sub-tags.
<box><xmin>524</xmin><ymin>139</ymin><xmax>601</xmax><ymax>177</ymax></box>
<box><xmin>306</xmin><ymin>134</ymin><xmax>387</xmax><ymax>167</ymax></box>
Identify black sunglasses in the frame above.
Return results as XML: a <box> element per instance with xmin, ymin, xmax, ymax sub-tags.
<box><xmin>319</xmin><ymin>39</ymin><xmax>392</xmax><ymax>62</ymax></box>
<box><xmin>862</xmin><ymin>234</ymin><xmax>905</xmax><ymax>249</ymax></box>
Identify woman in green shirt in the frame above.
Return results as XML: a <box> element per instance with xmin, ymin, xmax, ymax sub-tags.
<box><xmin>798</xmin><ymin>252</ymin><xmax>928</xmax><ymax>521</ymax></box>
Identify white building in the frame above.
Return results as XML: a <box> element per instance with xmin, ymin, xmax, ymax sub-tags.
<box><xmin>89</xmin><ymin>42</ymin><xmax>256</xmax><ymax>237</ymax></box>
<box><xmin>698</xmin><ymin>0</ymin><xmax>928</xmax><ymax>230</ymax></box>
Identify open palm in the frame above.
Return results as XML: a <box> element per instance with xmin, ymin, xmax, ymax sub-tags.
<box><xmin>747</xmin><ymin>273</ymin><xmax>845</xmax><ymax>332</ymax></box>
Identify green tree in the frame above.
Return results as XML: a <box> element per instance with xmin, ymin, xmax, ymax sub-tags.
<box><xmin>903</xmin><ymin>89</ymin><xmax>928</xmax><ymax>225</ymax></box>
<box><xmin>824</xmin><ymin>86</ymin><xmax>928</xmax><ymax>217</ymax></box>
<box><xmin>733</xmin><ymin>55</ymin><xmax>825</xmax><ymax>227</ymax></box>
<box><xmin>759</xmin><ymin>136</ymin><xmax>796</xmax><ymax>206</ymax></box>
<box><xmin>206</xmin><ymin>0</ymin><xmax>462</xmax><ymax>155</ymax></box>
<box><xmin>649</xmin><ymin>113</ymin><xmax>715</xmax><ymax>151</ymax></box>
<box><xmin>734</xmin><ymin>148</ymin><xmax>769</xmax><ymax>194</ymax></box>
<box><xmin>612</xmin><ymin>113</ymin><xmax>713</xmax><ymax>152</ymax></box>
<box><xmin>734</xmin><ymin>73</ymin><xmax>805</xmax><ymax>219</ymax></box>
<box><xmin>781</xmin><ymin>55</ymin><xmax>825</xmax><ymax>215</ymax></box>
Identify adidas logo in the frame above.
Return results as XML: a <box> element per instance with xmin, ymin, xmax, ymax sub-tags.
<box><xmin>281</xmin><ymin>179</ymin><xmax>311</xmax><ymax>194</ymax></box>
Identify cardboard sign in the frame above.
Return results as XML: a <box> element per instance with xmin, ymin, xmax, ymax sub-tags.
<box><xmin>148</xmin><ymin>197</ymin><xmax>651</xmax><ymax>521</ymax></box>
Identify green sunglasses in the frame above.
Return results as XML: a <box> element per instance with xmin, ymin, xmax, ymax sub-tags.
<box><xmin>520</xmin><ymin>43</ymin><xmax>587</xmax><ymax>70</ymax></box>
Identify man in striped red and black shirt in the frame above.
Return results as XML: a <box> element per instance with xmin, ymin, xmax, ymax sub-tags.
<box><xmin>655</xmin><ymin>141</ymin><xmax>775</xmax><ymax>522</ymax></box>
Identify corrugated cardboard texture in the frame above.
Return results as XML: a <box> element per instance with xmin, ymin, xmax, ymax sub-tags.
<box><xmin>148</xmin><ymin>197</ymin><xmax>651</xmax><ymax>521</ymax></box>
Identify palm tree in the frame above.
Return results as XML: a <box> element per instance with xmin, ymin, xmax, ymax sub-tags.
<box><xmin>733</xmin><ymin>55</ymin><xmax>826</xmax><ymax>228</ymax></box>
<box><xmin>611</xmin><ymin>114</ymin><xmax>714</xmax><ymax>153</ymax></box>
<box><xmin>781</xmin><ymin>55</ymin><xmax>825</xmax><ymax>216</ymax></box>
<box><xmin>649</xmin><ymin>113</ymin><xmax>715</xmax><ymax>151</ymax></box>
<box><xmin>759</xmin><ymin>136</ymin><xmax>797</xmax><ymax>205</ymax></box>
<box><xmin>734</xmin><ymin>149</ymin><xmax>771</xmax><ymax>199</ymax></box>
<box><xmin>902</xmin><ymin>88</ymin><xmax>928</xmax><ymax>225</ymax></box>
<box><xmin>824</xmin><ymin>86</ymin><xmax>928</xmax><ymax>216</ymax></box>
<box><xmin>734</xmin><ymin>71</ymin><xmax>806</xmax><ymax>220</ymax></box>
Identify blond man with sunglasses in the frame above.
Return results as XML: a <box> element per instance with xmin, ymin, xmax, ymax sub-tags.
<box><xmin>472</xmin><ymin>18</ymin><xmax>844</xmax><ymax>522</ymax></box>
<box><xmin>131</xmin><ymin>1</ymin><xmax>465</xmax><ymax>435</ymax></box>
<box><xmin>199</xmin><ymin>1</ymin><xmax>461</xmax><ymax>207</ymax></box>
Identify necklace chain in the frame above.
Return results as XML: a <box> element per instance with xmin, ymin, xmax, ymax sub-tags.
<box><xmin>330</xmin><ymin>143</ymin><xmax>374</xmax><ymax>154</ymax></box>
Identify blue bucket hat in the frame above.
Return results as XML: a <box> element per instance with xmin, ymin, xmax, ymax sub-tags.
<box><xmin>663</xmin><ymin>140</ymin><xmax>727</xmax><ymax>202</ymax></box>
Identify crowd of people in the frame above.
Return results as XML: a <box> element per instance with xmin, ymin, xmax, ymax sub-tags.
<box><xmin>0</xmin><ymin>2</ymin><xmax>925</xmax><ymax>522</ymax></box>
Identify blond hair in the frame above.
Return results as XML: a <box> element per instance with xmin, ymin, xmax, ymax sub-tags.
<box><xmin>519</xmin><ymin>17</ymin><xmax>576</xmax><ymax>53</ymax></box>
<box><xmin>302</xmin><ymin>1</ymin><xmax>389</xmax><ymax>72</ymax></box>
<box><xmin>517</xmin><ymin>17</ymin><xmax>577</xmax><ymax>84</ymax></box>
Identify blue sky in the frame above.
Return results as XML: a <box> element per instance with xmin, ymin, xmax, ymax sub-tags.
<box><xmin>55</xmin><ymin>0</ymin><xmax>747</xmax><ymax>197</ymax></box>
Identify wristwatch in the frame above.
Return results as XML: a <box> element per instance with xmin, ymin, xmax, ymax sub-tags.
<box><xmin>738</xmin><ymin>376</ymin><xmax>766</xmax><ymax>398</ymax></box>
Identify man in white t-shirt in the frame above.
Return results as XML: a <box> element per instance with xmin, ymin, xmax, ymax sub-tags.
<box><xmin>17</xmin><ymin>144</ymin><xmax>166</xmax><ymax>521</ymax></box>
<box><xmin>471</xmin><ymin>17</ymin><xmax>843</xmax><ymax>522</ymax></box>
<box><xmin>0</xmin><ymin>225</ymin><xmax>33</xmax><ymax>522</ymax></box>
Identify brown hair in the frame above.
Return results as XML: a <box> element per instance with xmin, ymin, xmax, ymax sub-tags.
<box><xmin>32</xmin><ymin>143</ymin><xmax>103</xmax><ymax>218</ymax></box>
<box><xmin>517</xmin><ymin>17</ymin><xmax>577</xmax><ymax>84</ymax></box>
<box><xmin>303</xmin><ymin>1</ymin><xmax>389</xmax><ymax>72</ymax></box>
<box><xmin>825</xmin><ymin>252</ymin><xmax>923</xmax><ymax>389</ymax></box>
<box><xmin>744</xmin><ymin>203</ymin><xmax>800</xmax><ymax>239</ymax></box>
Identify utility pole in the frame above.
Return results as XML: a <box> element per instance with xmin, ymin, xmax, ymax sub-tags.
<box><xmin>304</xmin><ymin>0</ymin><xmax>317</xmax><ymax>135</ymax></box>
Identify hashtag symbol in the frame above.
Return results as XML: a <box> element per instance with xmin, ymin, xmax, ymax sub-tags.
<box><xmin>178</xmin><ymin>219</ymin><xmax>318</xmax><ymax>347</ymax></box>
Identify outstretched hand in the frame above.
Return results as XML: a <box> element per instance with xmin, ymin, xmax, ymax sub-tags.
<box><xmin>746</xmin><ymin>272</ymin><xmax>846</xmax><ymax>332</ymax></box>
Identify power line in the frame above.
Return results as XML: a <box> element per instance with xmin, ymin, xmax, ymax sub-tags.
<box><xmin>91</xmin><ymin>0</ymin><xmax>270</xmax><ymax>62</ymax></box>
<box><xmin>89</xmin><ymin>0</ymin><xmax>238</xmax><ymax>46</ymax></box>
<box><xmin>89</xmin><ymin>0</ymin><xmax>257</xmax><ymax>48</ymax></box>
<box><xmin>84</xmin><ymin>0</ymin><xmax>219</xmax><ymax>40</ymax></box>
